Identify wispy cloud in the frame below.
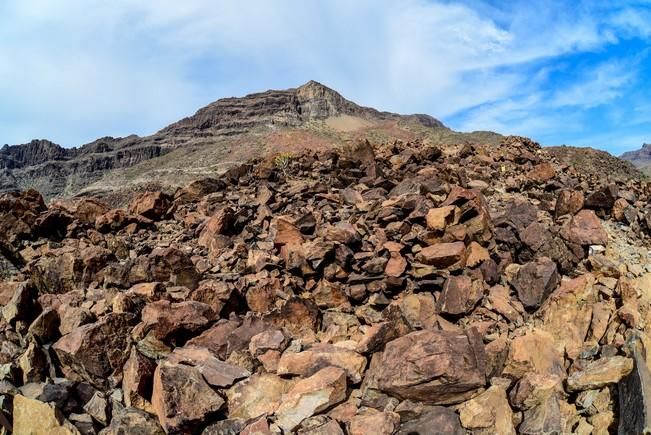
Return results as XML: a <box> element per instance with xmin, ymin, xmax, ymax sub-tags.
<box><xmin>1</xmin><ymin>0</ymin><xmax>651</xmax><ymax>153</ymax></box>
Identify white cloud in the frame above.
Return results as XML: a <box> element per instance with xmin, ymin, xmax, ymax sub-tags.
<box><xmin>0</xmin><ymin>0</ymin><xmax>649</xmax><ymax>150</ymax></box>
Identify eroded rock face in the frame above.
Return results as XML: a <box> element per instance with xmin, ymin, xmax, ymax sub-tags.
<box><xmin>375</xmin><ymin>328</ymin><xmax>486</xmax><ymax>404</ymax></box>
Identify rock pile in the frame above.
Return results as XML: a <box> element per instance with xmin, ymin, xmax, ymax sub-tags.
<box><xmin>1</xmin><ymin>136</ymin><xmax>651</xmax><ymax>434</ymax></box>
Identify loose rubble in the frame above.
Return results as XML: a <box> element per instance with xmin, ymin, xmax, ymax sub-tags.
<box><xmin>1</xmin><ymin>135</ymin><xmax>651</xmax><ymax>434</ymax></box>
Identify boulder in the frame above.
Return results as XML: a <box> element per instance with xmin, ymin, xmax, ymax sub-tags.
<box><xmin>375</xmin><ymin>328</ymin><xmax>486</xmax><ymax>404</ymax></box>
<box><xmin>567</xmin><ymin>356</ymin><xmax>634</xmax><ymax>392</ymax></box>
<box><xmin>277</xmin><ymin>343</ymin><xmax>367</xmax><ymax>383</ymax></box>
<box><xmin>137</xmin><ymin>300</ymin><xmax>216</xmax><ymax>344</ymax></box>
<box><xmin>563</xmin><ymin>210</ymin><xmax>608</xmax><ymax>246</ymax></box>
<box><xmin>129</xmin><ymin>191</ymin><xmax>172</xmax><ymax>220</ymax></box>
<box><xmin>53</xmin><ymin>313</ymin><xmax>135</xmax><ymax>388</ymax></box>
<box><xmin>13</xmin><ymin>395</ymin><xmax>80</xmax><ymax>435</ymax></box>
<box><xmin>227</xmin><ymin>373</ymin><xmax>292</xmax><ymax>419</ymax></box>
<box><xmin>275</xmin><ymin>366</ymin><xmax>347</xmax><ymax>432</ymax></box>
<box><xmin>511</xmin><ymin>256</ymin><xmax>560</xmax><ymax>309</ymax></box>
<box><xmin>458</xmin><ymin>385</ymin><xmax>515</xmax><ymax>434</ymax></box>
<box><xmin>416</xmin><ymin>242</ymin><xmax>466</xmax><ymax>270</ymax></box>
<box><xmin>436</xmin><ymin>275</ymin><xmax>483</xmax><ymax>315</ymax></box>
<box><xmin>151</xmin><ymin>360</ymin><xmax>224</xmax><ymax>433</ymax></box>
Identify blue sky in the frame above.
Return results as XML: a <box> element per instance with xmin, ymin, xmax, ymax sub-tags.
<box><xmin>1</xmin><ymin>1</ymin><xmax>651</xmax><ymax>155</ymax></box>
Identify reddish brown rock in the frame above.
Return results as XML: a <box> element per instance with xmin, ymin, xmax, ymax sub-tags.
<box><xmin>555</xmin><ymin>189</ymin><xmax>585</xmax><ymax>218</ymax></box>
<box><xmin>563</xmin><ymin>210</ymin><xmax>608</xmax><ymax>246</ymax></box>
<box><xmin>53</xmin><ymin>313</ymin><xmax>136</xmax><ymax>388</ymax></box>
<box><xmin>198</xmin><ymin>207</ymin><xmax>234</xmax><ymax>247</ymax></box>
<box><xmin>528</xmin><ymin>163</ymin><xmax>556</xmax><ymax>184</ymax></box>
<box><xmin>190</xmin><ymin>279</ymin><xmax>234</xmax><ymax>314</ymax></box>
<box><xmin>348</xmin><ymin>410</ymin><xmax>400</xmax><ymax>435</ymax></box>
<box><xmin>275</xmin><ymin>366</ymin><xmax>347</xmax><ymax>432</ymax></box>
<box><xmin>147</xmin><ymin>247</ymin><xmax>200</xmax><ymax>290</ymax></box>
<box><xmin>152</xmin><ymin>360</ymin><xmax>224</xmax><ymax>433</ymax></box>
<box><xmin>511</xmin><ymin>257</ymin><xmax>560</xmax><ymax>309</ymax></box>
<box><xmin>425</xmin><ymin>205</ymin><xmax>458</xmax><ymax>231</ymax></box>
<box><xmin>466</xmin><ymin>241</ymin><xmax>490</xmax><ymax>268</ymax></box>
<box><xmin>122</xmin><ymin>347</ymin><xmax>157</xmax><ymax>411</ymax></box>
<box><xmin>129</xmin><ymin>191</ymin><xmax>172</xmax><ymax>220</ymax></box>
<box><xmin>375</xmin><ymin>328</ymin><xmax>486</xmax><ymax>404</ymax></box>
<box><xmin>396</xmin><ymin>407</ymin><xmax>464</xmax><ymax>435</ymax></box>
<box><xmin>227</xmin><ymin>373</ymin><xmax>292</xmax><ymax>419</ymax></box>
<box><xmin>385</xmin><ymin>252</ymin><xmax>408</xmax><ymax>277</ymax></box>
<box><xmin>278</xmin><ymin>343</ymin><xmax>367</xmax><ymax>383</ymax></box>
<box><xmin>436</xmin><ymin>275</ymin><xmax>483</xmax><ymax>315</ymax></box>
<box><xmin>271</xmin><ymin>217</ymin><xmax>304</xmax><ymax>247</ymax></box>
<box><xmin>167</xmin><ymin>345</ymin><xmax>250</xmax><ymax>387</ymax></box>
<box><xmin>137</xmin><ymin>300</ymin><xmax>216</xmax><ymax>344</ymax></box>
<box><xmin>54</xmin><ymin>197</ymin><xmax>109</xmax><ymax>226</ymax></box>
<box><xmin>416</xmin><ymin>242</ymin><xmax>466</xmax><ymax>269</ymax></box>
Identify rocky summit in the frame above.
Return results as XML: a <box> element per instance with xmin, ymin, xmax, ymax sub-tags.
<box><xmin>0</xmin><ymin>81</ymin><xmax>464</xmax><ymax>203</ymax></box>
<box><xmin>2</xmin><ymin>93</ymin><xmax>651</xmax><ymax>434</ymax></box>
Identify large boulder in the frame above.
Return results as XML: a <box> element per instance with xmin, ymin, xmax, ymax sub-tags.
<box><xmin>151</xmin><ymin>360</ymin><xmax>224</xmax><ymax>433</ymax></box>
<box><xmin>53</xmin><ymin>313</ymin><xmax>136</xmax><ymax>388</ymax></box>
<box><xmin>374</xmin><ymin>328</ymin><xmax>486</xmax><ymax>404</ymax></box>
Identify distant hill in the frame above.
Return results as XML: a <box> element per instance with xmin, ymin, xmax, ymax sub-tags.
<box><xmin>1</xmin><ymin>80</ymin><xmax>502</xmax><ymax>201</ymax></box>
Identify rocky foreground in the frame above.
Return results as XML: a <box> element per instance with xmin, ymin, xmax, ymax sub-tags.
<box><xmin>1</xmin><ymin>136</ymin><xmax>651</xmax><ymax>434</ymax></box>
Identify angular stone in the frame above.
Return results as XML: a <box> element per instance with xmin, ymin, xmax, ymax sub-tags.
<box><xmin>138</xmin><ymin>300</ymin><xmax>216</xmax><ymax>343</ymax></box>
<box><xmin>518</xmin><ymin>394</ymin><xmax>562</xmax><ymax>435</ymax></box>
<box><xmin>83</xmin><ymin>391</ymin><xmax>109</xmax><ymax>425</ymax></box>
<box><xmin>13</xmin><ymin>395</ymin><xmax>80</xmax><ymax>435</ymax></box>
<box><xmin>527</xmin><ymin>163</ymin><xmax>555</xmax><ymax>184</ymax></box>
<box><xmin>539</xmin><ymin>274</ymin><xmax>596</xmax><ymax>360</ymax></box>
<box><xmin>503</xmin><ymin>329</ymin><xmax>565</xmax><ymax>382</ymax></box>
<box><xmin>458</xmin><ymin>385</ymin><xmax>515</xmax><ymax>434</ymax></box>
<box><xmin>348</xmin><ymin>410</ymin><xmax>400</xmax><ymax>435</ymax></box>
<box><xmin>53</xmin><ymin>313</ymin><xmax>135</xmax><ymax>388</ymax></box>
<box><xmin>375</xmin><ymin>328</ymin><xmax>486</xmax><ymax>404</ymax></box>
<box><xmin>466</xmin><ymin>241</ymin><xmax>490</xmax><ymax>268</ymax></box>
<box><xmin>425</xmin><ymin>206</ymin><xmax>458</xmax><ymax>231</ymax></box>
<box><xmin>416</xmin><ymin>242</ymin><xmax>466</xmax><ymax>269</ymax></box>
<box><xmin>168</xmin><ymin>345</ymin><xmax>250</xmax><ymax>388</ymax></box>
<box><xmin>28</xmin><ymin>307</ymin><xmax>61</xmax><ymax>343</ymax></box>
<box><xmin>511</xmin><ymin>256</ymin><xmax>560</xmax><ymax>309</ymax></box>
<box><xmin>567</xmin><ymin>356</ymin><xmax>633</xmax><ymax>392</ymax></box>
<box><xmin>385</xmin><ymin>252</ymin><xmax>407</xmax><ymax>277</ymax></box>
<box><xmin>227</xmin><ymin>373</ymin><xmax>292</xmax><ymax>419</ymax></box>
<box><xmin>198</xmin><ymin>208</ymin><xmax>234</xmax><ymax>247</ymax></box>
<box><xmin>152</xmin><ymin>361</ymin><xmax>224</xmax><ymax>433</ymax></box>
<box><xmin>555</xmin><ymin>190</ymin><xmax>584</xmax><ymax>217</ymax></box>
<box><xmin>584</xmin><ymin>184</ymin><xmax>618</xmax><ymax>210</ymax></box>
<box><xmin>271</xmin><ymin>217</ymin><xmax>304</xmax><ymax>247</ymax></box>
<box><xmin>619</xmin><ymin>336</ymin><xmax>651</xmax><ymax>435</ymax></box>
<box><xmin>129</xmin><ymin>191</ymin><xmax>171</xmax><ymax>220</ymax></box>
<box><xmin>122</xmin><ymin>346</ymin><xmax>157</xmax><ymax>410</ymax></box>
<box><xmin>275</xmin><ymin>366</ymin><xmax>347</xmax><ymax>432</ymax></box>
<box><xmin>277</xmin><ymin>344</ymin><xmax>367</xmax><ymax>383</ymax></box>
<box><xmin>563</xmin><ymin>210</ymin><xmax>608</xmax><ymax>246</ymax></box>
<box><xmin>103</xmin><ymin>407</ymin><xmax>165</xmax><ymax>435</ymax></box>
<box><xmin>436</xmin><ymin>275</ymin><xmax>482</xmax><ymax>315</ymax></box>
<box><xmin>249</xmin><ymin>329</ymin><xmax>287</xmax><ymax>356</ymax></box>
<box><xmin>396</xmin><ymin>406</ymin><xmax>464</xmax><ymax>435</ymax></box>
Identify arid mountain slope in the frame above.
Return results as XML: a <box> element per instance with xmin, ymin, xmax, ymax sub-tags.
<box><xmin>548</xmin><ymin>145</ymin><xmax>644</xmax><ymax>182</ymax></box>
<box><xmin>2</xmin><ymin>81</ymin><xmax>493</xmax><ymax>201</ymax></box>
<box><xmin>621</xmin><ymin>142</ymin><xmax>651</xmax><ymax>175</ymax></box>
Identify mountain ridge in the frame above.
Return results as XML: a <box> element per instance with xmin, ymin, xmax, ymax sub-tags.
<box><xmin>0</xmin><ymin>80</ymin><xmax>452</xmax><ymax>200</ymax></box>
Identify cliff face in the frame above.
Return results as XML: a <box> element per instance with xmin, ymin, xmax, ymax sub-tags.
<box><xmin>0</xmin><ymin>80</ymin><xmax>449</xmax><ymax>200</ymax></box>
